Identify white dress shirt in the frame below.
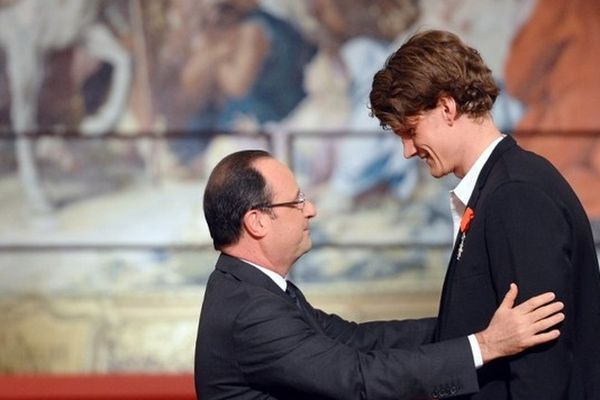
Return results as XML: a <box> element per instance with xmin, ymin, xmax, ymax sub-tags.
<box><xmin>449</xmin><ymin>135</ymin><xmax>505</xmax><ymax>368</ymax></box>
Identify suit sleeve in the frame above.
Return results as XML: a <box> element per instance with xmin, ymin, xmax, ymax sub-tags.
<box><xmin>233</xmin><ymin>294</ymin><xmax>478</xmax><ymax>400</ymax></box>
<box><xmin>292</xmin><ymin>279</ymin><xmax>437</xmax><ymax>351</ymax></box>
<box><xmin>311</xmin><ymin>307</ymin><xmax>437</xmax><ymax>351</ymax></box>
<box><xmin>485</xmin><ymin>182</ymin><xmax>572</xmax><ymax>399</ymax></box>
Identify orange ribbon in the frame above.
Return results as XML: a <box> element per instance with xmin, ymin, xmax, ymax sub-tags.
<box><xmin>460</xmin><ymin>207</ymin><xmax>475</xmax><ymax>233</ymax></box>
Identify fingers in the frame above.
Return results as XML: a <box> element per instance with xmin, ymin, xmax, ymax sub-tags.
<box><xmin>499</xmin><ymin>283</ymin><xmax>518</xmax><ymax>309</ymax></box>
<box><xmin>527</xmin><ymin>329</ymin><xmax>561</xmax><ymax>347</ymax></box>
<box><xmin>533</xmin><ymin>310</ymin><xmax>565</xmax><ymax>332</ymax></box>
<box><xmin>523</xmin><ymin>307</ymin><xmax>564</xmax><ymax>348</ymax></box>
<box><xmin>530</xmin><ymin>301</ymin><xmax>564</xmax><ymax>322</ymax></box>
<box><xmin>516</xmin><ymin>291</ymin><xmax>556</xmax><ymax>312</ymax></box>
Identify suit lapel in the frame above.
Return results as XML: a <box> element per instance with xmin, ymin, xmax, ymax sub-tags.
<box><xmin>435</xmin><ymin>136</ymin><xmax>517</xmax><ymax>340</ymax></box>
<box><xmin>285</xmin><ymin>280</ymin><xmax>323</xmax><ymax>332</ymax></box>
<box><xmin>467</xmin><ymin>135</ymin><xmax>517</xmax><ymax>210</ymax></box>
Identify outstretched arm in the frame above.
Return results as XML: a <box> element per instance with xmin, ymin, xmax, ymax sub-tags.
<box><xmin>233</xmin><ymin>285</ymin><xmax>563</xmax><ymax>399</ymax></box>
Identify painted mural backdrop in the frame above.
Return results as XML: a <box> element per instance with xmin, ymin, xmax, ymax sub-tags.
<box><xmin>1</xmin><ymin>0</ymin><xmax>599</xmax><ymax>373</ymax></box>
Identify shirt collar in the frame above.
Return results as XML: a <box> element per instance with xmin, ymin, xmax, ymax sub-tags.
<box><xmin>452</xmin><ymin>135</ymin><xmax>505</xmax><ymax>207</ymax></box>
<box><xmin>240</xmin><ymin>258</ymin><xmax>287</xmax><ymax>291</ymax></box>
<box><xmin>449</xmin><ymin>135</ymin><xmax>504</xmax><ymax>242</ymax></box>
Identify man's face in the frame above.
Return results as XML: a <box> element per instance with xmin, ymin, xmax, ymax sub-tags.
<box><xmin>394</xmin><ymin>104</ymin><xmax>457</xmax><ymax>178</ymax></box>
<box><xmin>254</xmin><ymin>158</ymin><xmax>317</xmax><ymax>266</ymax></box>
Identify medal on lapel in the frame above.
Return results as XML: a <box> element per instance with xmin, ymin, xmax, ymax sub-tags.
<box><xmin>457</xmin><ymin>207</ymin><xmax>475</xmax><ymax>261</ymax></box>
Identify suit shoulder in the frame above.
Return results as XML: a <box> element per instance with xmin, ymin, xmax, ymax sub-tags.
<box><xmin>501</xmin><ymin>145</ymin><xmax>560</xmax><ymax>178</ymax></box>
<box><xmin>203</xmin><ymin>269</ymin><xmax>288</xmax><ymax>315</ymax></box>
<box><xmin>491</xmin><ymin>144</ymin><xmax>576</xmax><ymax>196</ymax></box>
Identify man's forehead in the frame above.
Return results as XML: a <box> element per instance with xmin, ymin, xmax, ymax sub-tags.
<box><xmin>253</xmin><ymin>157</ymin><xmax>293</xmax><ymax>183</ymax></box>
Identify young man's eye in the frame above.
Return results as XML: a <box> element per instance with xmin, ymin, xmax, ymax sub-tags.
<box><xmin>404</xmin><ymin>128</ymin><xmax>416</xmax><ymax>138</ymax></box>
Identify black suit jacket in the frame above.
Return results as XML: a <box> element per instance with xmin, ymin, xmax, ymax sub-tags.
<box><xmin>434</xmin><ymin>136</ymin><xmax>600</xmax><ymax>399</ymax></box>
<box><xmin>195</xmin><ymin>254</ymin><xmax>480</xmax><ymax>400</ymax></box>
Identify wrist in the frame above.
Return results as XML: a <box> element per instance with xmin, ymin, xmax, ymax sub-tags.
<box><xmin>475</xmin><ymin>330</ymin><xmax>495</xmax><ymax>364</ymax></box>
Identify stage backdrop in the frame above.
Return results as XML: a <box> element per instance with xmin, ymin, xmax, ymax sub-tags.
<box><xmin>1</xmin><ymin>0</ymin><xmax>599</xmax><ymax>373</ymax></box>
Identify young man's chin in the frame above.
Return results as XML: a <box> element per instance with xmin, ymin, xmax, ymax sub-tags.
<box><xmin>428</xmin><ymin>168</ymin><xmax>445</xmax><ymax>179</ymax></box>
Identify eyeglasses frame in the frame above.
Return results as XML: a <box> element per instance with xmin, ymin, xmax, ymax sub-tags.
<box><xmin>251</xmin><ymin>192</ymin><xmax>306</xmax><ymax>210</ymax></box>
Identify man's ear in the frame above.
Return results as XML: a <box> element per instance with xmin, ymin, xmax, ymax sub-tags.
<box><xmin>439</xmin><ymin>96</ymin><xmax>458</xmax><ymax>125</ymax></box>
<box><xmin>243</xmin><ymin>209</ymin><xmax>268</xmax><ymax>239</ymax></box>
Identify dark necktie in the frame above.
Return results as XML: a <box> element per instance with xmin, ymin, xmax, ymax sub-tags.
<box><xmin>285</xmin><ymin>281</ymin><xmax>323</xmax><ymax>332</ymax></box>
<box><xmin>285</xmin><ymin>281</ymin><xmax>302</xmax><ymax>309</ymax></box>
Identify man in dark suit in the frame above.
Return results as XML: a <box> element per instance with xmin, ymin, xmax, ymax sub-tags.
<box><xmin>370</xmin><ymin>29</ymin><xmax>600</xmax><ymax>399</ymax></box>
<box><xmin>195</xmin><ymin>149</ymin><xmax>564</xmax><ymax>399</ymax></box>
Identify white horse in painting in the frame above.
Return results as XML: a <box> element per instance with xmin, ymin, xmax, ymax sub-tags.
<box><xmin>0</xmin><ymin>0</ymin><xmax>131</xmax><ymax>213</ymax></box>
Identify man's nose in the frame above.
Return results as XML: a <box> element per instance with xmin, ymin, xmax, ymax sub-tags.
<box><xmin>304</xmin><ymin>200</ymin><xmax>317</xmax><ymax>218</ymax></box>
<box><xmin>402</xmin><ymin>138</ymin><xmax>417</xmax><ymax>159</ymax></box>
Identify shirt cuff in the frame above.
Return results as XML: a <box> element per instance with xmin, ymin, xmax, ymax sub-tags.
<box><xmin>468</xmin><ymin>334</ymin><xmax>483</xmax><ymax>368</ymax></box>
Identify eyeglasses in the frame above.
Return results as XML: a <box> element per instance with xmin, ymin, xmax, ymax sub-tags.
<box><xmin>252</xmin><ymin>192</ymin><xmax>306</xmax><ymax>210</ymax></box>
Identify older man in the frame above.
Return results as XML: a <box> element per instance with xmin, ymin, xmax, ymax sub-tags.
<box><xmin>195</xmin><ymin>149</ymin><xmax>564</xmax><ymax>400</ymax></box>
